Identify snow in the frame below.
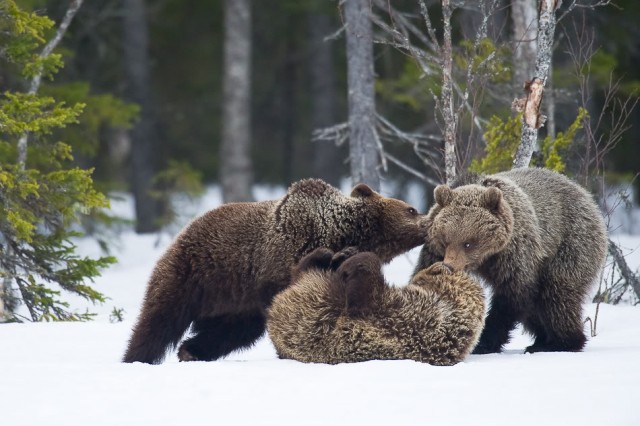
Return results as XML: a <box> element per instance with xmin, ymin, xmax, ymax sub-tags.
<box><xmin>2</xmin><ymin>186</ymin><xmax>640</xmax><ymax>426</ymax></box>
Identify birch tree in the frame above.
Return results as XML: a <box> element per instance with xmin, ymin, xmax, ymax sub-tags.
<box><xmin>511</xmin><ymin>0</ymin><xmax>538</xmax><ymax>97</ymax></box>
<box><xmin>512</xmin><ymin>0</ymin><xmax>560</xmax><ymax>168</ymax></box>
<box><xmin>220</xmin><ymin>0</ymin><xmax>253</xmax><ymax>202</ymax></box>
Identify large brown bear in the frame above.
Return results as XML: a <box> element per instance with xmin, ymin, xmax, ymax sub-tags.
<box><xmin>122</xmin><ymin>179</ymin><xmax>428</xmax><ymax>364</ymax></box>
<box><xmin>415</xmin><ymin>168</ymin><xmax>607</xmax><ymax>354</ymax></box>
<box><xmin>267</xmin><ymin>248</ymin><xmax>485</xmax><ymax>366</ymax></box>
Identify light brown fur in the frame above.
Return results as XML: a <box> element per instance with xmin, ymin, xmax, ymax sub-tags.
<box><xmin>415</xmin><ymin>168</ymin><xmax>608</xmax><ymax>353</ymax></box>
<box><xmin>123</xmin><ymin>179</ymin><xmax>428</xmax><ymax>364</ymax></box>
<box><xmin>267</xmin><ymin>249</ymin><xmax>485</xmax><ymax>366</ymax></box>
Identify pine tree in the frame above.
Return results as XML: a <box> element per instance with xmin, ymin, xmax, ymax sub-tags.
<box><xmin>0</xmin><ymin>1</ymin><xmax>115</xmax><ymax>322</ymax></box>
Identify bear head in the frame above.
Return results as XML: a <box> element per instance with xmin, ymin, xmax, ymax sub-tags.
<box><xmin>349</xmin><ymin>183</ymin><xmax>429</xmax><ymax>263</ymax></box>
<box><xmin>273</xmin><ymin>179</ymin><xmax>428</xmax><ymax>264</ymax></box>
<box><xmin>427</xmin><ymin>183</ymin><xmax>514</xmax><ymax>272</ymax></box>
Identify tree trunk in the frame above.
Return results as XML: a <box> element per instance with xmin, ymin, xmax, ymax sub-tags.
<box><xmin>441</xmin><ymin>0</ymin><xmax>456</xmax><ymax>184</ymax></box>
<box><xmin>344</xmin><ymin>0</ymin><xmax>380</xmax><ymax>191</ymax></box>
<box><xmin>122</xmin><ymin>0</ymin><xmax>164</xmax><ymax>233</ymax></box>
<box><xmin>220</xmin><ymin>0</ymin><xmax>254</xmax><ymax>202</ymax></box>
<box><xmin>282</xmin><ymin>31</ymin><xmax>297</xmax><ymax>187</ymax></box>
<box><xmin>512</xmin><ymin>0</ymin><xmax>559</xmax><ymax>169</ymax></box>
<box><xmin>309</xmin><ymin>9</ymin><xmax>342</xmax><ymax>187</ymax></box>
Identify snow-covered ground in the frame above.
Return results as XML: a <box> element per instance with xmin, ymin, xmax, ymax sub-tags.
<box><xmin>2</xmin><ymin>186</ymin><xmax>640</xmax><ymax>426</ymax></box>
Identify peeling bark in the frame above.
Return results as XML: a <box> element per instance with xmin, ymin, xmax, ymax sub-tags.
<box><xmin>513</xmin><ymin>0</ymin><xmax>559</xmax><ymax>169</ymax></box>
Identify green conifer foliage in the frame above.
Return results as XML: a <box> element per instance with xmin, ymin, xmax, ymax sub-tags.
<box><xmin>1</xmin><ymin>1</ymin><xmax>116</xmax><ymax>322</ymax></box>
<box><xmin>470</xmin><ymin>109</ymin><xmax>587</xmax><ymax>175</ymax></box>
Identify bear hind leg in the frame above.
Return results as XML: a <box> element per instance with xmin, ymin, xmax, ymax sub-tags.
<box><xmin>523</xmin><ymin>240</ymin><xmax>600</xmax><ymax>353</ymax></box>
<box><xmin>523</xmin><ymin>285</ymin><xmax>587</xmax><ymax>353</ymax></box>
<box><xmin>178</xmin><ymin>311</ymin><xmax>266</xmax><ymax>362</ymax></box>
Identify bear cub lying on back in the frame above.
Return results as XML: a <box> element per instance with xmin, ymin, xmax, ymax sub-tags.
<box><xmin>267</xmin><ymin>248</ymin><xmax>485</xmax><ymax>366</ymax></box>
<box><xmin>415</xmin><ymin>168</ymin><xmax>607</xmax><ymax>354</ymax></box>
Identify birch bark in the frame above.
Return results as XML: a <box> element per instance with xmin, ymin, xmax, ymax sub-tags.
<box><xmin>513</xmin><ymin>0</ymin><xmax>559</xmax><ymax>169</ymax></box>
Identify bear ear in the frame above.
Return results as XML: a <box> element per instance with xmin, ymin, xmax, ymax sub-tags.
<box><xmin>434</xmin><ymin>185</ymin><xmax>453</xmax><ymax>207</ymax></box>
<box><xmin>481</xmin><ymin>186</ymin><xmax>503</xmax><ymax>212</ymax></box>
<box><xmin>351</xmin><ymin>183</ymin><xmax>376</xmax><ymax>198</ymax></box>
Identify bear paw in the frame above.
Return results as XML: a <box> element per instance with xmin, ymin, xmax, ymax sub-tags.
<box><xmin>423</xmin><ymin>262</ymin><xmax>453</xmax><ymax>276</ymax></box>
<box><xmin>330</xmin><ymin>246</ymin><xmax>359</xmax><ymax>270</ymax></box>
<box><xmin>298</xmin><ymin>248</ymin><xmax>335</xmax><ymax>272</ymax></box>
<box><xmin>471</xmin><ymin>343</ymin><xmax>501</xmax><ymax>355</ymax></box>
<box><xmin>177</xmin><ymin>345</ymin><xmax>199</xmax><ymax>362</ymax></box>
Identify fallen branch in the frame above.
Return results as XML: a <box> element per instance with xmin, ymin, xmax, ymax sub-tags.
<box><xmin>607</xmin><ymin>239</ymin><xmax>640</xmax><ymax>302</ymax></box>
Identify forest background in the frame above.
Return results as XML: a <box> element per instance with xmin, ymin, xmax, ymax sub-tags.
<box><xmin>1</xmin><ymin>0</ymin><xmax>639</xmax><ymax>321</ymax></box>
<box><xmin>5</xmin><ymin>0</ymin><xmax>639</xmax><ymax>231</ymax></box>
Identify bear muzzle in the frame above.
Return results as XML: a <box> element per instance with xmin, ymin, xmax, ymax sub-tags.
<box><xmin>443</xmin><ymin>249</ymin><xmax>470</xmax><ymax>272</ymax></box>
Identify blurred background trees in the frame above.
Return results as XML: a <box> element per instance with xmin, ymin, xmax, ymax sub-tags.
<box><xmin>3</xmin><ymin>0</ymin><xmax>639</xmax><ymax>220</ymax></box>
<box><xmin>2</xmin><ymin>0</ymin><xmax>639</xmax><ymax>320</ymax></box>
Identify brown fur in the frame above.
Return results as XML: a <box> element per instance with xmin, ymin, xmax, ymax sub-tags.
<box><xmin>267</xmin><ymin>248</ymin><xmax>486</xmax><ymax>366</ymax></box>
<box><xmin>122</xmin><ymin>179</ymin><xmax>428</xmax><ymax>364</ymax></box>
<box><xmin>415</xmin><ymin>168</ymin><xmax>608</xmax><ymax>353</ymax></box>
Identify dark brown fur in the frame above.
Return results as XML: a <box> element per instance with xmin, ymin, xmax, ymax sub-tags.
<box><xmin>267</xmin><ymin>248</ymin><xmax>486</xmax><ymax>366</ymax></box>
<box><xmin>415</xmin><ymin>168</ymin><xmax>608</xmax><ymax>354</ymax></box>
<box><xmin>122</xmin><ymin>179</ymin><xmax>428</xmax><ymax>364</ymax></box>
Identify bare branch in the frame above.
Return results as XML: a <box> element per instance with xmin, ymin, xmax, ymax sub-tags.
<box><xmin>312</xmin><ymin>122</ymin><xmax>350</xmax><ymax>147</ymax></box>
<box><xmin>558</xmin><ymin>0</ymin><xmax>616</xmax><ymax>23</ymax></box>
<box><xmin>607</xmin><ymin>240</ymin><xmax>640</xmax><ymax>302</ymax></box>
<box><xmin>383</xmin><ymin>152</ymin><xmax>440</xmax><ymax>186</ymax></box>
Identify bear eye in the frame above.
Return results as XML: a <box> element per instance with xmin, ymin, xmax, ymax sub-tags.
<box><xmin>407</xmin><ymin>207</ymin><xmax>418</xmax><ymax>215</ymax></box>
<box><xmin>463</xmin><ymin>242</ymin><xmax>473</xmax><ymax>250</ymax></box>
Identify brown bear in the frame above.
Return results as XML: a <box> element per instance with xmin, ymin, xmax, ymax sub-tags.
<box><xmin>122</xmin><ymin>179</ymin><xmax>428</xmax><ymax>364</ymax></box>
<box><xmin>267</xmin><ymin>248</ymin><xmax>485</xmax><ymax>366</ymax></box>
<box><xmin>415</xmin><ymin>167</ymin><xmax>608</xmax><ymax>354</ymax></box>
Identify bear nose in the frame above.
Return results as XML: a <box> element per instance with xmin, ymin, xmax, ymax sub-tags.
<box><xmin>443</xmin><ymin>251</ymin><xmax>466</xmax><ymax>272</ymax></box>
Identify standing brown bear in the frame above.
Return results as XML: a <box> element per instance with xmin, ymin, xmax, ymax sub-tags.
<box><xmin>267</xmin><ymin>248</ymin><xmax>485</xmax><ymax>366</ymax></box>
<box><xmin>415</xmin><ymin>168</ymin><xmax>607</xmax><ymax>354</ymax></box>
<box><xmin>122</xmin><ymin>179</ymin><xmax>428</xmax><ymax>364</ymax></box>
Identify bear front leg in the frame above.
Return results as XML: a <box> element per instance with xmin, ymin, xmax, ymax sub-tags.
<box><xmin>472</xmin><ymin>294</ymin><xmax>518</xmax><ymax>354</ymax></box>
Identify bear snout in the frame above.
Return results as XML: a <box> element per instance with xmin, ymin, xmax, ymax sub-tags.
<box><xmin>443</xmin><ymin>249</ymin><xmax>468</xmax><ymax>272</ymax></box>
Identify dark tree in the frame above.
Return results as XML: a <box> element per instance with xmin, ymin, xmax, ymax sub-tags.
<box><xmin>220</xmin><ymin>0</ymin><xmax>254</xmax><ymax>202</ymax></box>
<box><xmin>309</xmin><ymin>6</ymin><xmax>343</xmax><ymax>187</ymax></box>
<box><xmin>122</xmin><ymin>0</ymin><xmax>165</xmax><ymax>233</ymax></box>
<box><xmin>344</xmin><ymin>0</ymin><xmax>380</xmax><ymax>191</ymax></box>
